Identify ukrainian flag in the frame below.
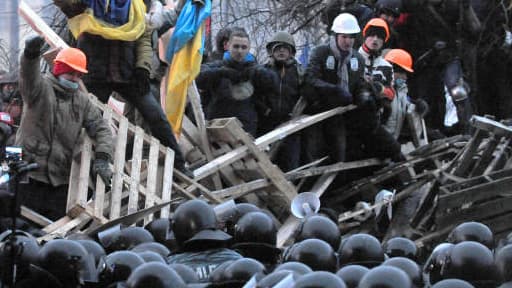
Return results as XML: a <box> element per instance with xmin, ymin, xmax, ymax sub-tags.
<box><xmin>165</xmin><ymin>0</ymin><xmax>211</xmax><ymax>135</ymax></box>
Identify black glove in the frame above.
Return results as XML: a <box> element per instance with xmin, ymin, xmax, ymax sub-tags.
<box><xmin>331</xmin><ymin>87</ymin><xmax>352</xmax><ymax>106</ymax></box>
<box><xmin>134</xmin><ymin>68</ymin><xmax>150</xmax><ymax>96</ymax></box>
<box><xmin>218</xmin><ymin>67</ymin><xmax>240</xmax><ymax>82</ymax></box>
<box><xmin>93</xmin><ymin>153</ymin><xmax>113</xmax><ymax>187</ymax></box>
<box><xmin>413</xmin><ymin>98</ymin><xmax>429</xmax><ymax>117</ymax></box>
<box><xmin>24</xmin><ymin>35</ymin><xmax>45</xmax><ymax>59</ymax></box>
<box><xmin>372</xmin><ymin>81</ymin><xmax>385</xmax><ymax>98</ymax></box>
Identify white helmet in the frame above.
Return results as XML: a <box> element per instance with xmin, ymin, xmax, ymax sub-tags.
<box><xmin>331</xmin><ymin>13</ymin><xmax>361</xmax><ymax>34</ymax></box>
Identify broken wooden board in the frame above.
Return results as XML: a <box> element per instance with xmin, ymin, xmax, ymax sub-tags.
<box><xmin>193</xmin><ymin>105</ymin><xmax>357</xmax><ymax>180</ymax></box>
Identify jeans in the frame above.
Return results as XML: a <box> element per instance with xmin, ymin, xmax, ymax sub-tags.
<box><xmin>86</xmin><ymin>82</ymin><xmax>186</xmax><ymax>168</ymax></box>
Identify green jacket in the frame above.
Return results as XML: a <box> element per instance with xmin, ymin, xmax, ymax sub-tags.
<box><xmin>16</xmin><ymin>55</ymin><xmax>113</xmax><ymax>186</ymax></box>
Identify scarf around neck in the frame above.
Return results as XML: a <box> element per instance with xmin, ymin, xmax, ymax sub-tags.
<box><xmin>329</xmin><ymin>36</ymin><xmax>352</xmax><ymax>91</ymax></box>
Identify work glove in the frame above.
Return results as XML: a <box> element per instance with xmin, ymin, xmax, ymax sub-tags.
<box><xmin>24</xmin><ymin>35</ymin><xmax>45</xmax><ymax>59</ymax></box>
<box><xmin>413</xmin><ymin>98</ymin><xmax>429</xmax><ymax>117</ymax></box>
<box><xmin>93</xmin><ymin>153</ymin><xmax>113</xmax><ymax>187</ymax></box>
<box><xmin>329</xmin><ymin>87</ymin><xmax>352</xmax><ymax>107</ymax></box>
<box><xmin>134</xmin><ymin>68</ymin><xmax>151</xmax><ymax>97</ymax></box>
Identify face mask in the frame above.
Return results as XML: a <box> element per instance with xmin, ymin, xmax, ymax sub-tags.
<box><xmin>58</xmin><ymin>76</ymin><xmax>79</xmax><ymax>91</ymax></box>
<box><xmin>395</xmin><ymin>78</ymin><xmax>407</xmax><ymax>88</ymax></box>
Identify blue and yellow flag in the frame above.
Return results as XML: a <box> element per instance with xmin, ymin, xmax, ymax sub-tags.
<box><xmin>165</xmin><ymin>0</ymin><xmax>211</xmax><ymax>135</ymax></box>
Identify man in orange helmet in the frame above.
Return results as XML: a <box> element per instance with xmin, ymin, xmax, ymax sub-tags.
<box><xmin>16</xmin><ymin>36</ymin><xmax>113</xmax><ymax>220</ymax></box>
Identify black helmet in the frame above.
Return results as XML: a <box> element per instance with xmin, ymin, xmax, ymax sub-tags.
<box><xmin>108</xmin><ymin>227</ymin><xmax>154</xmax><ymax>252</ymax></box>
<box><xmin>258</xmin><ymin>270</ymin><xmax>298</xmax><ymax>287</ymax></box>
<box><xmin>496</xmin><ymin>244</ymin><xmax>512</xmax><ymax>283</ymax></box>
<box><xmin>168</xmin><ymin>263</ymin><xmax>199</xmax><ymax>284</ymax></box>
<box><xmin>173</xmin><ymin>200</ymin><xmax>231</xmax><ymax>248</ymax></box>
<box><xmin>97</xmin><ymin>250</ymin><xmax>145</xmax><ymax>285</ymax></box>
<box><xmin>285</xmin><ymin>239</ymin><xmax>338</xmax><ymax>272</ymax></box>
<box><xmin>75</xmin><ymin>239</ymin><xmax>106</xmax><ymax>267</ymax></box>
<box><xmin>338</xmin><ymin>234</ymin><xmax>384</xmax><ymax>268</ymax></box>
<box><xmin>383</xmin><ymin>257</ymin><xmax>423</xmax><ymax>287</ymax></box>
<box><xmin>383</xmin><ymin>237</ymin><xmax>417</xmax><ymax>260</ymax></box>
<box><xmin>447</xmin><ymin>222</ymin><xmax>494</xmax><ymax>249</ymax></box>
<box><xmin>224</xmin><ymin>203</ymin><xmax>261</xmax><ymax>235</ymax></box>
<box><xmin>125</xmin><ymin>262</ymin><xmax>187</xmax><ymax>288</ymax></box>
<box><xmin>359</xmin><ymin>266</ymin><xmax>412</xmax><ymax>288</ymax></box>
<box><xmin>274</xmin><ymin>261</ymin><xmax>313</xmax><ymax>275</ymax></box>
<box><xmin>135</xmin><ymin>251</ymin><xmax>166</xmax><ymax>263</ymax></box>
<box><xmin>0</xmin><ymin>234</ymin><xmax>40</xmax><ymax>283</ymax></box>
<box><xmin>209</xmin><ymin>260</ymin><xmax>235</xmax><ymax>283</ymax></box>
<box><xmin>441</xmin><ymin>241</ymin><xmax>497</xmax><ymax>286</ymax></box>
<box><xmin>295</xmin><ymin>271</ymin><xmax>347</xmax><ymax>288</ymax></box>
<box><xmin>221</xmin><ymin>258</ymin><xmax>267</xmax><ymax>285</ymax></box>
<box><xmin>424</xmin><ymin>243</ymin><xmax>454</xmax><ymax>285</ymax></box>
<box><xmin>144</xmin><ymin>218</ymin><xmax>173</xmax><ymax>246</ymax></box>
<box><xmin>336</xmin><ymin>265</ymin><xmax>370</xmax><ymax>288</ymax></box>
<box><xmin>234</xmin><ymin>211</ymin><xmax>277</xmax><ymax>246</ymax></box>
<box><xmin>432</xmin><ymin>279</ymin><xmax>475</xmax><ymax>288</ymax></box>
<box><xmin>296</xmin><ymin>215</ymin><xmax>341</xmax><ymax>250</ymax></box>
<box><xmin>37</xmin><ymin>239</ymin><xmax>96</xmax><ymax>286</ymax></box>
<box><xmin>375</xmin><ymin>0</ymin><xmax>402</xmax><ymax>17</ymax></box>
<box><xmin>131</xmin><ymin>242</ymin><xmax>171</xmax><ymax>258</ymax></box>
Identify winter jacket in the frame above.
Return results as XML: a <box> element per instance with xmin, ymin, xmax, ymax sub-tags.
<box><xmin>358</xmin><ymin>46</ymin><xmax>395</xmax><ymax>100</ymax></box>
<box><xmin>53</xmin><ymin>0</ymin><xmax>153</xmax><ymax>83</ymax></box>
<box><xmin>259</xmin><ymin>58</ymin><xmax>304</xmax><ymax>134</ymax></box>
<box><xmin>17</xmin><ymin>55</ymin><xmax>113</xmax><ymax>186</ymax></box>
<box><xmin>383</xmin><ymin>82</ymin><xmax>410</xmax><ymax>139</ymax></box>
<box><xmin>196</xmin><ymin>59</ymin><xmax>278</xmax><ymax>136</ymax></box>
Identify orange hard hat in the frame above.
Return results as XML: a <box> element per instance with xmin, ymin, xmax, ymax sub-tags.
<box><xmin>384</xmin><ymin>49</ymin><xmax>414</xmax><ymax>73</ymax></box>
<box><xmin>363</xmin><ymin>18</ymin><xmax>390</xmax><ymax>42</ymax></box>
<box><xmin>54</xmin><ymin>47</ymin><xmax>88</xmax><ymax>73</ymax></box>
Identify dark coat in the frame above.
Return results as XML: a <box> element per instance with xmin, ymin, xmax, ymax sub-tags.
<box><xmin>17</xmin><ymin>55</ymin><xmax>113</xmax><ymax>186</ymax></box>
<box><xmin>196</xmin><ymin>59</ymin><xmax>278</xmax><ymax>136</ymax></box>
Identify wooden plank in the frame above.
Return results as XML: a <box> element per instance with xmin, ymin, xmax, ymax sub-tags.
<box><xmin>438</xmin><ymin>175</ymin><xmax>512</xmax><ymax>211</ymax></box>
<box><xmin>469</xmin><ymin>135</ymin><xmax>500</xmax><ymax>177</ymax></box>
<box><xmin>18</xmin><ymin>1</ymin><xmax>69</xmax><ymax>49</ymax></box>
<box><xmin>160</xmin><ymin>148</ymin><xmax>174</xmax><ymax>219</ymax></box>
<box><xmin>110</xmin><ymin>117</ymin><xmax>129</xmax><ymax>219</ymax></box>
<box><xmin>224</xmin><ymin>119</ymin><xmax>297</xmax><ymax>204</ymax></box>
<box><xmin>144</xmin><ymin>137</ymin><xmax>161</xmax><ymax>223</ymax></box>
<box><xmin>128</xmin><ymin>127</ymin><xmax>144</xmax><ymax>214</ymax></box>
<box><xmin>437</xmin><ymin>197</ymin><xmax>512</xmax><ymax>227</ymax></box>
<box><xmin>193</xmin><ymin>105</ymin><xmax>356</xmax><ymax>180</ymax></box>
<box><xmin>67</xmin><ymin>133</ymin><xmax>91</xmax><ymax>213</ymax></box>
<box><xmin>94</xmin><ymin>107</ymin><xmax>113</xmax><ymax>218</ymax></box>
<box><xmin>484</xmin><ymin>138</ymin><xmax>511</xmax><ymax>174</ymax></box>
<box><xmin>21</xmin><ymin>206</ymin><xmax>53</xmax><ymax>227</ymax></box>
<box><xmin>451</xmin><ymin>129</ymin><xmax>487</xmax><ymax>177</ymax></box>
<box><xmin>188</xmin><ymin>82</ymin><xmax>223</xmax><ymax>189</ymax></box>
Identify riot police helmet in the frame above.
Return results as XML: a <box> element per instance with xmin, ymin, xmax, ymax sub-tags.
<box><xmin>359</xmin><ymin>266</ymin><xmax>412</xmax><ymax>288</ymax></box>
<box><xmin>338</xmin><ymin>233</ymin><xmax>384</xmax><ymax>268</ymax></box>
<box><xmin>131</xmin><ymin>241</ymin><xmax>171</xmax><ymax>258</ymax></box>
<box><xmin>447</xmin><ymin>221</ymin><xmax>494</xmax><ymax>249</ymax></box>
<box><xmin>97</xmin><ymin>250</ymin><xmax>145</xmax><ymax>285</ymax></box>
<box><xmin>383</xmin><ymin>257</ymin><xmax>423</xmax><ymax>287</ymax></box>
<box><xmin>336</xmin><ymin>264</ymin><xmax>370</xmax><ymax>288</ymax></box>
<box><xmin>383</xmin><ymin>237</ymin><xmax>418</xmax><ymax>260</ymax></box>
<box><xmin>37</xmin><ymin>239</ymin><xmax>96</xmax><ymax>286</ymax></box>
<box><xmin>296</xmin><ymin>215</ymin><xmax>341</xmax><ymax>250</ymax></box>
<box><xmin>432</xmin><ymin>279</ymin><xmax>475</xmax><ymax>288</ymax></box>
<box><xmin>284</xmin><ymin>238</ymin><xmax>338</xmax><ymax>272</ymax></box>
<box><xmin>125</xmin><ymin>262</ymin><xmax>187</xmax><ymax>288</ymax></box>
<box><xmin>441</xmin><ymin>241</ymin><xmax>497</xmax><ymax>286</ymax></box>
<box><xmin>75</xmin><ymin>239</ymin><xmax>106</xmax><ymax>267</ymax></box>
<box><xmin>274</xmin><ymin>261</ymin><xmax>313</xmax><ymax>275</ymax></box>
<box><xmin>295</xmin><ymin>271</ymin><xmax>347</xmax><ymax>288</ymax></box>
<box><xmin>108</xmin><ymin>227</ymin><xmax>154</xmax><ymax>252</ymax></box>
<box><xmin>496</xmin><ymin>244</ymin><xmax>512</xmax><ymax>283</ymax></box>
<box><xmin>168</xmin><ymin>263</ymin><xmax>200</xmax><ymax>284</ymax></box>
<box><xmin>172</xmin><ymin>199</ymin><xmax>231</xmax><ymax>247</ymax></box>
